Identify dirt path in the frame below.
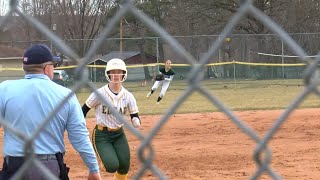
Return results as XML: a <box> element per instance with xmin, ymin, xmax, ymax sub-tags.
<box><xmin>2</xmin><ymin>108</ymin><xmax>320</xmax><ymax>179</ymax></box>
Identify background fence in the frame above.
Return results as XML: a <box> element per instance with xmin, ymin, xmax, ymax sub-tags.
<box><xmin>2</xmin><ymin>33</ymin><xmax>320</xmax><ymax>62</ymax></box>
<box><xmin>1</xmin><ymin>0</ymin><xmax>320</xmax><ymax>179</ymax></box>
<box><xmin>1</xmin><ymin>33</ymin><xmax>320</xmax><ymax>83</ymax></box>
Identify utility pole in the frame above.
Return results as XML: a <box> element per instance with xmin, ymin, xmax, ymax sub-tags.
<box><xmin>120</xmin><ymin>18</ymin><xmax>123</xmax><ymax>55</ymax></box>
<box><xmin>51</xmin><ymin>23</ymin><xmax>56</xmax><ymax>51</ymax></box>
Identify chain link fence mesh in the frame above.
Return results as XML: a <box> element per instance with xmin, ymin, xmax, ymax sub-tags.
<box><xmin>1</xmin><ymin>0</ymin><xmax>320</xmax><ymax>179</ymax></box>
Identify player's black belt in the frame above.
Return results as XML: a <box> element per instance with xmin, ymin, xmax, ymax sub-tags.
<box><xmin>96</xmin><ymin>124</ymin><xmax>122</xmax><ymax>132</ymax></box>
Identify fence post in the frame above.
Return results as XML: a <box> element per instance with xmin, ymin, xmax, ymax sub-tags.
<box><xmin>156</xmin><ymin>37</ymin><xmax>159</xmax><ymax>64</ymax></box>
<box><xmin>281</xmin><ymin>39</ymin><xmax>284</xmax><ymax>78</ymax></box>
<box><xmin>233</xmin><ymin>60</ymin><xmax>236</xmax><ymax>88</ymax></box>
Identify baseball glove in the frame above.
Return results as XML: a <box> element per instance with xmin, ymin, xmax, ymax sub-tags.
<box><xmin>155</xmin><ymin>74</ymin><xmax>165</xmax><ymax>81</ymax></box>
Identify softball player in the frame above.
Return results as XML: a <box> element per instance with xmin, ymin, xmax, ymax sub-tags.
<box><xmin>82</xmin><ymin>58</ymin><xmax>141</xmax><ymax>180</ymax></box>
<box><xmin>147</xmin><ymin>59</ymin><xmax>175</xmax><ymax>104</ymax></box>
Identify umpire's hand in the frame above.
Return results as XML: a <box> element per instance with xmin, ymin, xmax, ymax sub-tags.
<box><xmin>88</xmin><ymin>172</ymin><xmax>102</xmax><ymax>180</ymax></box>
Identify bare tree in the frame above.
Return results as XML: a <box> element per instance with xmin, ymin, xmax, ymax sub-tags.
<box><xmin>127</xmin><ymin>0</ymin><xmax>173</xmax><ymax>61</ymax></box>
<box><xmin>7</xmin><ymin>0</ymin><xmax>119</xmax><ymax>56</ymax></box>
<box><xmin>54</xmin><ymin>0</ymin><xmax>119</xmax><ymax>56</ymax></box>
<box><xmin>121</xmin><ymin>0</ymin><xmax>174</xmax><ymax>79</ymax></box>
<box><xmin>0</xmin><ymin>0</ymin><xmax>9</xmax><ymax>40</ymax></box>
<box><xmin>3</xmin><ymin>0</ymin><xmax>320</xmax><ymax>59</ymax></box>
<box><xmin>0</xmin><ymin>0</ymin><xmax>9</xmax><ymax>16</ymax></box>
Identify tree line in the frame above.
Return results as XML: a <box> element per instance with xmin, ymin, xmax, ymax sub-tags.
<box><xmin>0</xmin><ymin>0</ymin><xmax>319</xmax><ymax>57</ymax></box>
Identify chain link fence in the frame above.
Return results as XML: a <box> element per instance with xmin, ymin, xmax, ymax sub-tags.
<box><xmin>2</xmin><ymin>33</ymin><xmax>320</xmax><ymax>83</ymax></box>
<box><xmin>2</xmin><ymin>33</ymin><xmax>320</xmax><ymax>64</ymax></box>
<box><xmin>1</xmin><ymin>0</ymin><xmax>320</xmax><ymax>179</ymax></box>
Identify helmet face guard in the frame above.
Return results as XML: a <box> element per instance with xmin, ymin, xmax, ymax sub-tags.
<box><xmin>105</xmin><ymin>58</ymin><xmax>127</xmax><ymax>83</ymax></box>
<box><xmin>106</xmin><ymin>71</ymin><xmax>127</xmax><ymax>83</ymax></box>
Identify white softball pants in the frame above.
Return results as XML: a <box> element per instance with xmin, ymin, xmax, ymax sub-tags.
<box><xmin>151</xmin><ymin>80</ymin><xmax>170</xmax><ymax>98</ymax></box>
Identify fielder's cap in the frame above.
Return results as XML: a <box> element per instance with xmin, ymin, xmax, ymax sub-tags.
<box><xmin>23</xmin><ymin>44</ymin><xmax>61</xmax><ymax>65</ymax></box>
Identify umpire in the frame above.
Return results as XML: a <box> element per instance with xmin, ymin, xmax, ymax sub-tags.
<box><xmin>0</xmin><ymin>44</ymin><xmax>101</xmax><ymax>179</ymax></box>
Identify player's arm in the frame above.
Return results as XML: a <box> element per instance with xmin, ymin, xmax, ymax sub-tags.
<box><xmin>165</xmin><ymin>74</ymin><xmax>174</xmax><ymax>81</ymax></box>
<box><xmin>127</xmin><ymin>93</ymin><xmax>140</xmax><ymax>128</ymax></box>
<box><xmin>130</xmin><ymin>113</ymin><xmax>141</xmax><ymax>128</ymax></box>
<box><xmin>82</xmin><ymin>103</ymin><xmax>91</xmax><ymax>118</ymax></box>
<box><xmin>158</xmin><ymin>67</ymin><xmax>165</xmax><ymax>74</ymax></box>
<box><xmin>82</xmin><ymin>91</ymin><xmax>100</xmax><ymax>118</ymax></box>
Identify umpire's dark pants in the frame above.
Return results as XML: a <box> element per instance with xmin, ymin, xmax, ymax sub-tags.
<box><xmin>0</xmin><ymin>154</ymin><xmax>60</xmax><ymax>180</ymax></box>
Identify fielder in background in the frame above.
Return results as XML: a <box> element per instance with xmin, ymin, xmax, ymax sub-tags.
<box><xmin>82</xmin><ymin>58</ymin><xmax>141</xmax><ymax>180</ymax></box>
<box><xmin>147</xmin><ymin>59</ymin><xmax>175</xmax><ymax>104</ymax></box>
<box><xmin>0</xmin><ymin>44</ymin><xmax>101</xmax><ymax>180</ymax></box>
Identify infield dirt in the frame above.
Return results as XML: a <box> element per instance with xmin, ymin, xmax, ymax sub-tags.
<box><xmin>1</xmin><ymin>108</ymin><xmax>320</xmax><ymax>179</ymax></box>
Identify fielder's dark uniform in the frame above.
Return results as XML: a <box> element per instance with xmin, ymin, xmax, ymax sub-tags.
<box><xmin>147</xmin><ymin>66</ymin><xmax>175</xmax><ymax>103</ymax></box>
<box><xmin>159</xmin><ymin>67</ymin><xmax>175</xmax><ymax>80</ymax></box>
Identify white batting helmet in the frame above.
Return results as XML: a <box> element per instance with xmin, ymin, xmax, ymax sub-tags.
<box><xmin>105</xmin><ymin>58</ymin><xmax>127</xmax><ymax>82</ymax></box>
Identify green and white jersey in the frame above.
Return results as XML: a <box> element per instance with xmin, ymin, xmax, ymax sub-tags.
<box><xmin>159</xmin><ymin>67</ymin><xmax>175</xmax><ymax>81</ymax></box>
<box><xmin>85</xmin><ymin>84</ymin><xmax>139</xmax><ymax>128</ymax></box>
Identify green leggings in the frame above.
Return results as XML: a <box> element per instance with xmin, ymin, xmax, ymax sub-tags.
<box><xmin>92</xmin><ymin>126</ymin><xmax>130</xmax><ymax>174</ymax></box>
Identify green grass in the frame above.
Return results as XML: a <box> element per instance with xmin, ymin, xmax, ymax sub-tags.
<box><xmin>76</xmin><ymin>79</ymin><xmax>320</xmax><ymax>117</ymax></box>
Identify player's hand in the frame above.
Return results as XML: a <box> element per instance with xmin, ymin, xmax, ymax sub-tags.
<box><xmin>131</xmin><ymin>117</ymin><xmax>141</xmax><ymax>128</ymax></box>
<box><xmin>87</xmin><ymin>172</ymin><xmax>101</xmax><ymax>180</ymax></box>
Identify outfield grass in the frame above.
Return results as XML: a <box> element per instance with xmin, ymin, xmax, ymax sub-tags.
<box><xmin>76</xmin><ymin>79</ymin><xmax>320</xmax><ymax>117</ymax></box>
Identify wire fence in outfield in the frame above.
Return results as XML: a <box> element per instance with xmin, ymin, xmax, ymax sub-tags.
<box><xmin>2</xmin><ymin>34</ymin><xmax>320</xmax><ymax>65</ymax></box>
<box><xmin>0</xmin><ymin>61</ymin><xmax>308</xmax><ymax>85</ymax></box>
<box><xmin>1</xmin><ymin>0</ymin><xmax>320</xmax><ymax>179</ymax></box>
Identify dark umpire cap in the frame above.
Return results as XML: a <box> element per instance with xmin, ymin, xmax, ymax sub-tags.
<box><xmin>23</xmin><ymin>44</ymin><xmax>61</xmax><ymax>65</ymax></box>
